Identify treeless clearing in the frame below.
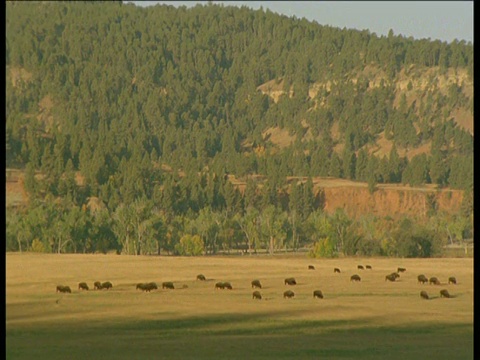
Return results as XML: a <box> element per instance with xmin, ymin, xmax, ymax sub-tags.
<box><xmin>6</xmin><ymin>253</ymin><xmax>473</xmax><ymax>359</ymax></box>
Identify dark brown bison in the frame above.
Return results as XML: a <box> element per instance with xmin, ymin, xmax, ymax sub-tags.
<box><xmin>284</xmin><ymin>277</ymin><xmax>297</xmax><ymax>285</ymax></box>
<box><xmin>417</xmin><ymin>274</ymin><xmax>429</xmax><ymax>284</ymax></box>
<box><xmin>136</xmin><ymin>283</ymin><xmax>147</xmax><ymax>291</ymax></box>
<box><xmin>56</xmin><ymin>285</ymin><xmax>71</xmax><ymax>293</ymax></box>
<box><xmin>101</xmin><ymin>281</ymin><xmax>113</xmax><ymax>290</ymax></box>
<box><xmin>366</xmin><ymin>265</ymin><xmax>372</xmax><ymax>270</ymax></box>
<box><xmin>429</xmin><ymin>277</ymin><xmax>441</xmax><ymax>285</ymax></box>
<box><xmin>196</xmin><ymin>274</ymin><xmax>206</xmax><ymax>281</ymax></box>
<box><xmin>385</xmin><ymin>274</ymin><xmax>397</xmax><ymax>282</ymax></box>
<box><xmin>357</xmin><ymin>265</ymin><xmax>364</xmax><ymax>270</ymax></box>
<box><xmin>78</xmin><ymin>282</ymin><xmax>89</xmax><ymax>291</ymax></box>
<box><xmin>215</xmin><ymin>282</ymin><xmax>225</xmax><ymax>290</ymax></box>
<box><xmin>94</xmin><ymin>281</ymin><xmax>103</xmax><ymax>290</ymax></box>
<box><xmin>223</xmin><ymin>282</ymin><xmax>233</xmax><ymax>290</ymax></box>
<box><xmin>313</xmin><ymin>290</ymin><xmax>324</xmax><ymax>299</ymax></box>
<box><xmin>252</xmin><ymin>291</ymin><xmax>262</xmax><ymax>300</ymax></box>
<box><xmin>350</xmin><ymin>274</ymin><xmax>361</xmax><ymax>282</ymax></box>
<box><xmin>420</xmin><ymin>290</ymin><xmax>429</xmax><ymax>300</ymax></box>
<box><xmin>334</xmin><ymin>268</ymin><xmax>341</xmax><ymax>273</ymax></box>
<box><xmin>397</xmin><ymin>267</ymin><xmax>406</xmax><ymax>273</ymax></box>
<box><xmin>440</xmin><ymin>289</ymin><xmax>451</xmax><ymax>298</ymax></box>
<box><xmin>57</xmin><ymin>285</ymin><xmax>71</xmax><ymax>293</ymax></box>
<box><xmin>162</xmin><ymin>281</ymin><xmax>175</xmax><ymax>289</ymax></box>
<box><xmin>448</xmin><ymin>277</ymin><xmax>457</xmax><ymax>285</ymax></box>
<box><xmin>251</xmin><ymin>279</ymin><xmax>262</xmax><ymax>289</ymax></box>
<box><xmin>146</xmin><ymin>282</ymin><xmax>158</xmax><ymax>291</ymax></box>
<box><xmin>308</xmin><ymin>265</ymin><xmax>315</xmax><ymax>270</ymax></box>
<box><xmin>390</xmin><ymin>272</ymin><xmax>400</xmax><ymax>279</ymax></box>
<box><xmin>283</xmin><ymin>290</ymin><xmax>295</xmax><ymax>299</ymax></box>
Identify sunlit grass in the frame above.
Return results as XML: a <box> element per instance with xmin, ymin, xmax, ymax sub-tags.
<box><xmin>6</xmin><ymin>253</ymin><xmax>473</xmax><ymax>359</ymax></box>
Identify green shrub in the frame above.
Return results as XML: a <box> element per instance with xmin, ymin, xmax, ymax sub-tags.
<box><xmin>175</xmin><ymin>234</ymin><xmax>204</xmax><ymax>256</ymax></box>
<box><xmin>30</xmin><ymin>238</ymin><xmax>46</xmax><ymax>253</ymax></box>
<box><xmin>308</xmin><ymin>237</ymin><xmax>338</xmax><ymax>258</ymax></box>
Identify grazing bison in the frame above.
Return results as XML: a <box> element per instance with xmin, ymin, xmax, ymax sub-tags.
<box><xmin>420</xmin><ymin>291</ymin><xmax>429</xmax><ymax>300</ymax></box>
<box><xmin>308</xmin><ymin>265</ymin><xmax>315</xmax><ymax>270</ymax></box>
<box><xmin>162</xmin><ymin>281</ymin><xmax>175</xmax><ymax>289</ymax></box>
<box><xmin>397</xmin><ymin>267</ymin><xmax>406</xmax><ymax>273</ymax></box>
<box><xmin>448</xmin><ymin>277</ymin><xmax>457</xmax><ymax>285</ymax></box>
<box><xmin>440</xmin><ymin>289</ymin><xmax>451</xmax><ymax>298</ymax></box>
<box><xmin>146</xmin><ymin>282</ymin><xmax>158</xmax><ymax>291</ymax></box>
<box><xmin>385</xmin><ymin>274</ymin><xmax>397</xmax><ymax>282</ymax></box>
<box><xmin>389</xmin><ymin>272</ymin><xmax>400</xmax><ymax>279</ymax></box>
<box><xmin>313</xmin><ymin>290</ymin><xmax>324</xmax><ymax>299</ymax></box>
<box><xmin>366</xmin><ymin>265</ymin><xmax>372</xmax><ymax>270</ymax></box>
<box><xmin>251</xmin><ymin>279</ymin><xmax>262</xmax><ymax>289</ymax></box>
<box><xmin>56</xmin><ymin>285</ymin><xmax>71</xmax><ymax>293</ymax></box>
<box><xmin>334</xmin><ymin>268</ymin><xmax>341</xmax><ymax>273</ymax></box>
<box><xmin>136</xmin><ymin>283</ymin><xmax>147</xmax><ymax>291</ymax></box>
<box><xmin>350</xmin><ymin>274</ymin><xmax>361</xmax><ymax>282</ymax></box>
<box><xmin>94</xmin><ymin>281</ymin><xmax>103</xmax><ymax>290</ymax></box>
<box><xmin>215</xmin><ymin>282</ymin><xmax>225</xmax><ymax>290</ymax></box>
<box><xmin>101</xmin><ymin>281</ymin><xmax>113</xmax><ymax>290</ymax></box>
<box><xmin>78</xmin><ymin>282</ymin><xmax>89</xmax><ymax>291</ymax></box>
<box><xmin>57</xmin><ymin>285</ymin><xmax>71</xmax><ymax>293</ymax></box>
<box><xmin>223</xmin><ymin>282</ymin><xmax>233</xmax><ymax>290</ymax></box>
<box><xmin>283</xmin><ymin>290</ymin><xmax>295</xmax><ymax>299</ymax></box>
<box><xmin>284</xmin><ymin>277</ymin><xmax>297</xmax><ymax>285</ymax></box>
<box><xmin>252</xmin><ymin>291</ymin><xmax>262</xmax><ymax>300</ymax></box>
<box><xmin>196</xmin><ymin>274</ymin><xmax>206</xmax><ymax>281</ymax></box>
<box><xmin>429</xmin><ymin>277</ymin><xmax>441</xmax><ymax>285</ymax></box>
<box><xmin>357</xmin><ymin>265</ymin><xmax>364</xmax><ymax>270</ymax></box>
<box><xmin>417</xmin><ymin>274</ymin><xmax>429</xmax><ymax>284</ymax></box>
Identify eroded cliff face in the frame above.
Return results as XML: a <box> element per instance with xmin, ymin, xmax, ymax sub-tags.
<box><xmin>319</xmin><ymin>186</ymin><xmax>463</xmax><ymax>219</ymax></box>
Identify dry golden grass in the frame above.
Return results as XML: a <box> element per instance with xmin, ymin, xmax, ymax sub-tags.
<box><xmin>6</xmin><ymin>253</ymin><xmax>473</xmax><ymax>359</ymax></box>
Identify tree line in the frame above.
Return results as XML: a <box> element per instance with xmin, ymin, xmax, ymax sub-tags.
<box><xmin>7</xmin><ymin>173</ymin><xmax>473</xmax><ymax>257</ymax></box>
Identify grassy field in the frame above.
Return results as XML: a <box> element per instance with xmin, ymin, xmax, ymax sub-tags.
<box><xmin>6</xmin><ymin>253</ymin><xmax>473</xmax><ymax>359</ymax></box>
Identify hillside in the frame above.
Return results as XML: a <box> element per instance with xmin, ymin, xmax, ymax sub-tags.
<box><xmin>5</xmin><ymin>1</ymin><xmax>473</xmax><ymax>255</ymax></box>
<box><xmin>257</xmin><ymin>65</ymin><xmax>473</xmax><ymax>159</ymax></box>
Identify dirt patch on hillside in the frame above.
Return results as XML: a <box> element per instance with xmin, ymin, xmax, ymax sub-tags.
<box><xmin>319</xmin><ymin>184</ymin><xmax>463</xmax><ymax>219</ymax></box>
<box><xmin>257</xmin><ymin>78</ymin><xmax>292</xmax><ymax>103</ymax></box>
<box><xmin>450</xmin><ymin>107</ymin><xmax>473</xmax><ymax>134</ymax></box>
<box><xmin>367</xmin><ymin>131</ymin><xmax>431</xmax><ymax>161</ymax></box>
<box><xmin>262</xmin><ymin>127</ymin><xmax>296</xmax><ymax>149</ymax></box>
<box><xmin>9</xmin><ymin>66</ymin><xmax>33</xmax><ymax>87</ymax></box>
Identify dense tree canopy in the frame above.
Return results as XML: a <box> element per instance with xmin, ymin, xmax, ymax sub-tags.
<box><xmin>6</xmin><ymin>1</ymin><xmax>473</xmax><ymax>256</ymax></box>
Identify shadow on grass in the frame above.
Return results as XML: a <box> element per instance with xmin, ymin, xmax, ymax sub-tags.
<box><xmin>7</xmin><ymin>310</ymin><xmax>473</xmax><ymax>360</ymax></box>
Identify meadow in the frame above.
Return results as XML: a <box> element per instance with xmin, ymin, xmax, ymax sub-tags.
<box><xmin>6</xmin><ymin>253</ymin><xmax>473</xmax><ymax>359</ymax></box>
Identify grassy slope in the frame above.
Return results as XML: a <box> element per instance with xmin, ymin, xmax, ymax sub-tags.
<box><xmin>6</xmin><ymin>254</ymin><xmax>473</xmax><ymax>359</ymax></box>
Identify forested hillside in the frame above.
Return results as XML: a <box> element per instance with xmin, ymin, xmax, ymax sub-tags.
<box><xmin>6</xmin><ymin>1</ymin><xmax>473</xmax><ymax>257</ymax></box>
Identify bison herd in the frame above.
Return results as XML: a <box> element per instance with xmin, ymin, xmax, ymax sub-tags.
<box><xmin>93</xmin><ymin>281</ymin><xmax>112</xmax><ymax>290</ymax></box>
<box><xmin>136</xmin><ymin>282</ymin><xmax>158</xmax><ymax>292</ymax></box>
<box><xmin>55</xmin><ymin>264</ymin><xmax>458</xmax><ymax>303</ymax></box>
<box><xmin>357</xmin><ymin>264</ymin><xmax>372</xmax><ymax>270</ymax></box>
